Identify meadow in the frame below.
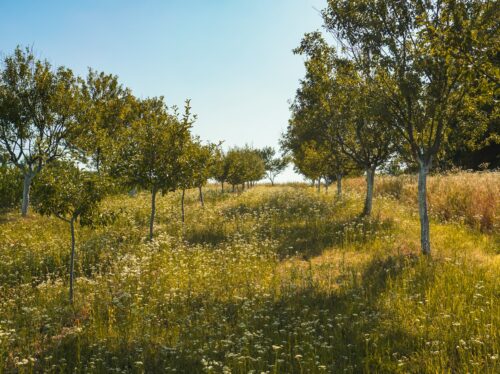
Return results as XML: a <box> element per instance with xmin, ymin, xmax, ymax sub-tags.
<box><xmin>0</xmin><ymin>171</ymin><xmax>498</xmax><ymax>373</ymax></box>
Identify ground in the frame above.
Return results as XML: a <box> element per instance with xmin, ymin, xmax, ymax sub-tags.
<box><xmin>0</xmin><ymin>173</ymin><xmax>498</xmax><ymax>373</ymax></box>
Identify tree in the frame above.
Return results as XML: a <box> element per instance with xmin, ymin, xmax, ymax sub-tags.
<box><xmin>212</xmin><ymin>148</ymin><xmax>229</xmax><ymax>192</ymax></box>
<box><xmin>111</xmin><ymin>97</ymin><xmax>194</xmax><ymax>240</ymax></box>
<box><xmin>176</xmin><ymin>138</ymin><xmax>217</xmax><ymax>222</ymax></box>
<box><xmin>76</xmin><ymin>69</ymin><xmax>136</xmax><ymax>173</ymax></box>
<box><xmin>287</xmin><ymin>32</ymin><xmax>394</xmax><ymax>210</ymax></box>
<box><xmin>242</xmin><ymin>146</ymin><xmax>266</xmax><ymax>187</ymax></box>
<box><xmin>322</xmin><ymin>0</ymin><xmax>498</xmax><ymax>253</ymax></box>
<box><xmin>224</xmin><ymin>147</ymin><xmax>265</xmax><ymax>192</ymax></box>
<box><xmin>258</xmin><ymin>146</ymin><xmax>289</xmax><ymax>185</ymax></box>
<box><xmin>31</xmin><ymin>162</ymin><xmax>107</xmax><ymax>303</ymax></box>
<box><xmin>191</xmin><ymin>140</ymin><xmax>218</xmax><ymax>207</ymax></box>
<box><xmin>0</xmin><ymin>47</ymin><xmax>80</xmax><ymax>216</ymax></box>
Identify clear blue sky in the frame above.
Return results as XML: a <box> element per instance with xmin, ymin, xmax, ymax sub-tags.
<box><xmin>0</xmin><ymin>0</ymin><xmax>326</xmax><ymax>182</ymax></box>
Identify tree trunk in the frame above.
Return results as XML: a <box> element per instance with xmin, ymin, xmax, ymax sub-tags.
<box><xmin>317</xmin><ymin>178</ymin><xmax>321</xmax><ymax>193</ymax></box>
<box><xmin>221</xmin><ymin>181</ymin><xmax>224</xmax><ymax>193</ymax></box>
<box><xmin>149</xmin><ymin>187</ymin><xmax>157</xmax><ymax>241</ymax></box>
<box><xmin>241</xmin><ymin>183</ymin><xmax>245</xmax><ymax>191</ymax></box>
<box><xmin>69</xmin><ymin>218</ymin><xmax>76</xmax><ymax>304</ymax></box>
<box><xmin>181</xmin><ymin>188</ymin><xmax>186</xmax><ymax>223</ymax></box>
<box><xmin>232</xmin><ymin>184</ymin><xmax>235</xmax><ymax>192</ymax></box>
<box><xmin>325</xmin><ymin>181</ymin><xmax>329</xmax><ymax>193</ymax></box>
<box><xmin>198</xmin><ymin>186</ymin><xmax>204</xmax><ymax>207</ymax></box>
<box><xmin>128</xmin><ymin>186</ymin><xmax>138</xmax><ymax>197</ymax></box>
<box><xmin>336</xmin><ymin>174</ymin><xmax>342</xmax><ymax>198</ymax></box>
<box><xmin>362</xmin><ymin>167</ymin><xmax>375</xmax><ymax>216</ymax></box>
<box><xmin>21</xmin><ymin>172</ymin><xmax>34</xmax><ymax>217</ymax></box>
<box><xmin>418</xmin><ymin>160</ymin><xmax>431</xmax><ymax>255</ymax></box>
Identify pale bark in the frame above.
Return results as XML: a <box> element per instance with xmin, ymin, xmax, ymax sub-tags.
<box><xmin>149</xmin><ymin>187</ymin><xmax>157</xmax><ymax>241</ymax></box>
<box><xmin>21</xmin><ymin>172</ymin><xmax>35</xmax><ymax>217</ymax></box>
<box><xmin>69</xmin><ymin>218</ymin><xmax>76</xmax><ymax>304</ymax></box>
<box><xmin>418</xmin><ymin>160</ymin><xmax>431</xmax><ymax>255</ymax></box>
<box><xmin>362</xmin><ymin>167</ymin><xmax>375</xmax><ymax>216</ymax></box>
<box><xmin>336</xmin><ymin>174</ymin><xmax>342</xmax><ymax>198</ymax></box>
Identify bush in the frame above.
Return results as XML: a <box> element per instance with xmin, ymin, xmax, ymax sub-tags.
<box><xmin>0</xmin><ymin>166</ymin><xmax>22</xmax><ymax>210</ymax></box>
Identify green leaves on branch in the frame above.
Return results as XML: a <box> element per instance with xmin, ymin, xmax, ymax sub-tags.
<box><xmin>31</xmin><ymin>161</ymin><xmax>109</xmax><ymax>225</ymax></box>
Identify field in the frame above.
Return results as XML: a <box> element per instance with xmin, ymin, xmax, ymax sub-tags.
<box><xmin>0</xmin><ymin>172</ymin><xmax>499</xmax><ymax>373</ymax></box>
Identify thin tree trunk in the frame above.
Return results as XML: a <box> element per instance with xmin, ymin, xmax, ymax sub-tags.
<box><xmin>221</xmin><ymin>181</ymin><xmax>224</xmax><ymax>193</ymax></box>
<box><xmin>362</xmin><ymin>167</ymin><xmax>375</xmax><ymax>216</ymax></box>
<box><xmin>241</xmin><ymin>183</ymin><xmax>245</xmax><ymax>191</ymax></box>
<box><xmin>128</xmin><ymin>186</ymin><xmax>138</xmax><ymax>197</ymax></box>
<box><xmin>325</xmin><ymin>181</ymin><xmax>329</xmax><ymax>193</ymax></box>
<box><xmin>198</xmin><ymin>186</ymin><xmax>204</xmax><ymax>207</ymax></box>
<box><xmin>181</xmin><ymin>188</ymin><xmax>186</xmax><ymax>223</ymax></box>
<box><xmin>69</xmin><ymin>218</ymin><xmax>76</xmax><ymax>304</ymax></box>
<box><xmin>418</xmin><ymin>160</ymin><xmax>431</xmax><ymax>255</ymax></box>
<box><xmin>149</xmin><ymin>186</ymin><xmax>157</xmax><ymax>241</ymax></box>
<box><xmin>317</xmin><ymin>178</ymin><xmax>321</xmax><ymax>193</ymax></box>
<box><xmin>232</xmin><ymin>184</ymin><xmax>235</xmax><ymax>192</ymax></box>
<box><xmin>21</xmin><ymin>172</ymin><xmax>34</xmax><ymax>217</ymax></box>
<box><xmin>336</xmin><ymin>174</ymin><xmax>342</xmax><ymax>198</ymax></box>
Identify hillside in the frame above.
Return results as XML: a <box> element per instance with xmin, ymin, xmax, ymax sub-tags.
<box><xmin>0</xmin><ymin>172</ymin><xmax>499</xmax><ymax>373</ymax></box>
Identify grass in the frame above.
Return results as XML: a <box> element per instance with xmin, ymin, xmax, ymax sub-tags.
<box><xmin>0</xmin><ymin>173</ymin><xmax>499</xmax><ymax>373</ymax></box>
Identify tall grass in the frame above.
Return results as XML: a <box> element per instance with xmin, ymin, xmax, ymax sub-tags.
<box><xmin>0</xmin><ymin>174</ymin><xmax>498</xmax><ymax>373</ymax></box>
<box><xmin>345</xmin><ymin>171</ymin><xmax>499</xmax><ymax>232</ymax></box>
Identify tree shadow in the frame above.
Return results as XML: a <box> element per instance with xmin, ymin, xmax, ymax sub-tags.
<box><xmin>29</xmin><ymin>254</ymin><xmax>422</xmax><ymax>373</ymax></box>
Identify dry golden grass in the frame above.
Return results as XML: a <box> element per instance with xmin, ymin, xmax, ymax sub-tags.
<box><xmin>345</xmin><ymin>171</ymin><xmax>499</xmax><ymax>232</ymax></box>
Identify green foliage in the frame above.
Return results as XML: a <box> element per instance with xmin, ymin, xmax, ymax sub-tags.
<box><xmin>178</xmin><ymin>138</ymin><xmax>218</xmax><ymax>190</ymax></box>
<box><xmin>0</xmin><ymin>46</ymin><xmax>81</xmax><ymax>215</ymax></box>
<box><xmin>76</xmin><ymin>69</ymin><xmax>136</xmax><ymax>173</ymax></box>
<box><xmin>225</xmin><ymin>146</ymin><xmax>266</xmax><ymax>188</ymax></box>
<box><xmin>31</xmin><ymin>162</ymin><xmax>108</xmax><ymax>224</ymax></box>
<box><xmin>0</xmin><ymin>165</ymin><xmax>22</xmax><ymax>209</ymax></box>
<box><xmin>111</xmin><ymin>97</ymin><xmax>193</xmax><ymax>193</ymax></box>
<box><xmin>258</xmin><ymin>146</ymin><xmax>289</xmax><ymax>184</ymax></box>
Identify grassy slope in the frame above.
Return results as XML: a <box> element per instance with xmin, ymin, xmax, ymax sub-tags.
<box><xmin>0</xmin><ymin>177</ymin><xmax>498</xmax><ymax>373</ymax></box>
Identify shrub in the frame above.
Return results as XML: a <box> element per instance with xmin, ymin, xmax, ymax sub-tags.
<box><xmin>0</xmin><ymin>166</ymin><xmax>22</xmax><ymax>210</ymax></box>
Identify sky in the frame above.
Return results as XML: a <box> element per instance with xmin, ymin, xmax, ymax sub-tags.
<box><xmin>0</xmin><ymin>0</ymin><xmax>327</xmax><ymax>182</ymax></box>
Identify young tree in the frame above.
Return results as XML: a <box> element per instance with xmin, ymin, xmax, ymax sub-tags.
<box><xmin>31</xmin><ymin>162</ymin><xmax>107</xmax><ymax>303</ymax></box>
<box><xmin>225</xmin><ymin>148</ymin><xmax>247</xmax><ymax>192</ymax></box>
<box><xmin>0</xmin><ymin>47</ymin><xmax>80</xmax><ymax>216</ymax></box>
<box><xmin>224</xmin><ymin>147</ymin><xmax>265</xmax><ymax>192</ymax></box>
<box><xmin>292</xmin><ymin>33</ymin><xmax>396</xmax><ymax>216</ymax></box>
<box><xmin>242</xmin><ymin>146</ymin><xmax>266</xmax><ymax>188</ymax></box>
<box><xmin>191</xmin><ymin>140</ymin><xmax>218</xmax><ymax>207</ymax></box>
<box><xmin>322</xmin><ymin>0</ymin><xmax>498</xmax><ymax>253</ymax></box>
<box><xmin>258</xmin><ymin>146</ymin><xmax>289</xmax><ymax>185</ymax></box>
<box><xmin>111</xmin><ymin>97</ymin><xmax>194</xmax><ymax>240</ymax></box>
<box><xmin>212</xmin><ymin>147</ymin><xmax>229</xmax><ymax>192</ymax></box>
<box><xmin>176</xmin><ymin>138</ymin><xmax>217</xmax><ymax>221</ymax></box>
